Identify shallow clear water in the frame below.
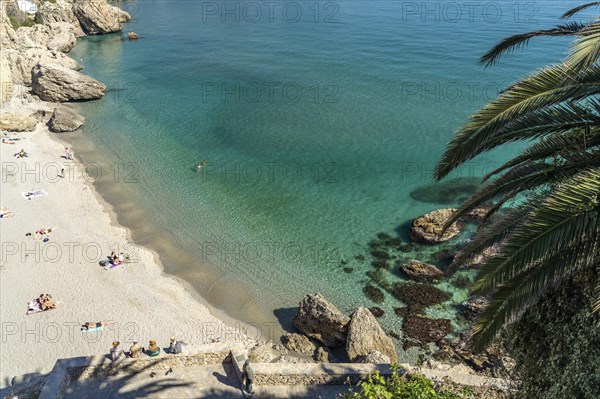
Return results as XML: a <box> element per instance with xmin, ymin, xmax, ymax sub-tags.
<box><xmin>67</xmin><ymin>0</ymin><xmax>588</xmax><ymax>350</ymax></box>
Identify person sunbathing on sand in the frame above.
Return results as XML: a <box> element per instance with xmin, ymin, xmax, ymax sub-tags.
<box><xmin>81</xmin><ymin>321</ymin><xmax>115</xmax><ymax>331</ymax></box>
<box><xmin>38</xmin><ymin>294</ymin><xmax>56</xmax><ymax>310</ymax></box>
<box><xmin>14</xmin><ymin>149</ymin><xmax>28</xmax><ymax>158</ymax></box>
<box><xmin>0</xmin><ymin>208</ymin><xmax>13</xmax><ymax>219</ymax></box>
<box><xmin>2</xmin><ymin>138</ymin><xmax>16</xmax><ymax>144</ymax></box>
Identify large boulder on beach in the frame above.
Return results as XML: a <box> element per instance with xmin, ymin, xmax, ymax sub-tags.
<box><xmin>282</xmin><ymin>333</ymin><xmax>318</xmax><ymax>356</ymax></box>
<box><xmin>346</xmin><ymin>307</ymin><xmax>397</xmax><ymax>363</ymax></box>
<box><xmin>72</xmin><ymin>0</ymin><xmax>128</xmax><ymax>34</ymax></box>
<box><xmin>0</xmin><ymin>113</ymin><xmax>37</xmax><ymax>132</ymax></box>
<box><xmin>48</xmin><ymin>104</ymin><xmax>85</xmax><ymax>132</ymax></box>
<box><xmin>402</xmin><ymin>260</ymin><xmax>444</xmax><ymax>283</ymax></box>
<box><xmin>31</xmin><ymin>63</ymin><xmax>105</xmax><ymax>101</ymax></box>
<box><xmin>36</xmin><ymin>0</ymin><xmax>85</xmax><ymax>37</ymax></box>
<box><xmin>410</xmin><ymin>208</ymin><xmax>461</xmax><ymax>244</ymax></box>
<box><xmin>292</xmin><ymin>293</ymin><xmax>350</xmax><ymax>348</ymax></box>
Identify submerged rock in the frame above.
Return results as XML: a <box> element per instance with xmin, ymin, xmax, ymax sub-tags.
<box><xmin>391</xmin><ymin>282</ymin><xmax>451</xmax><ymax>309</ymax></box>
<box><xmin>48</xmin><ymin>104</ymin><xmax>85</xmax><ymax>132</ymax></box>
<box><xmin>410</xmin><ymin>208</ymin><xmax>461</xmax><ymax>244</ymax></box>
<box><xmin>403</xmin><ymin>315</ymin><xmax>452</xmax><ymax>346</ymax></box>
<box><xmin>346</xmin><ymin>307</ymin><xmax>397</xmax><ymax>363</ymax></box>
<box><xmin>409</xmin><ymin>178</ymin><xmax>479</xmax><ymax>205</ymax></box>
<box><xmin>0</xmin><ymin>113</ymin><xmax>36</xmax><ymax>132</ymax></box>
<box><xmin>401</xmin><ymin>260</ymin><xmax>444</xmax><ymax>283</ymax></box>
<box><xmin>292</xmin><ymin>293</ymin><xmax>350</xmax><ymax>348</ymax></box>
<box><xmin>369</xmin><ymin>307</ymin><xmax>385</xmax><ymax>318</ymax></box>
<box><xmin>31</xmin><ymin>63</ymin><xmax>106</xmax><ymax>102</ymax></box>
<box><xmin>363</xmin><ymin>284</ymin><xmax>384</xmax><ymax>303</ymax></box>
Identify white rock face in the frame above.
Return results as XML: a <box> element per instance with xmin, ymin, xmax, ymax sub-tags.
<box><xmin>346</xmin><ymin>307</ymin><xmax>397</xmax><ymax>363</ymax></box>
<box><xmin>4</xmin><ymin>48</ymin><xmax>81</xmax><ymax>85</ymax></box>
<box><xmin>0</xmin><ymin>112</ymin><xmax>37</xmax><ymax>132</ymax></box>
<box><xmin>31</xmin><ymin>63</ymin><xmax>106</xmax><ymax>102</ymax></box>
<box><xmin>73</xmin><ymin>0</ymin><xmax>126</xmax><ymax>34</ymax></box>
<box><xmin>35</xmin><ymin>0</ymin><xmax>85</xmax><ymax>37</ymax></box>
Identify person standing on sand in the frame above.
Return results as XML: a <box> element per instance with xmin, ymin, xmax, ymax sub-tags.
<box><xmin>64</xmin><ymin>147</ymin><xmax>72</xmax><ymax>160</ymax></box>
<box><xmin>242</xmin><ymin>359</ymin><xmax>254</xmax><ymax>395</ymax></box>
<box><xmin>129</xmin><ymin>339</ymin><xmax>142</xmax><ymax>358</ymax></box>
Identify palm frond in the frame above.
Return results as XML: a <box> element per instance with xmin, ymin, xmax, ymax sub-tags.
<box><xmin>566</xmin><ymin>22</ymin><xmax>600</xmax><ymax>71</ymax></box>
<box><xmin>483</xmin><ymin>128</ymin><xmax>600</xmax><ymax>181</ymax></box>
<box><xmin>481</xmin><ymin>23</ymin><xmax>589</xmax><ymax>67</ymax></box>
<box><xmin>472</xmin><ymin>168</ymin><xmax>600</xmax><ymax>295</ymax></box>
<box><xmin>435</xmin><ymin>64</ymin><xmax>600</xmax><ymax>180</ymax></box>
<box><xmin>472</xmin><ymin>245</ymin><xmax>598</xmax><ymax>351</ymax></box>
<box><xmin>561</xmin><ymin>2</ymin><xmax>600</xmax><ymax>19</ymax></box>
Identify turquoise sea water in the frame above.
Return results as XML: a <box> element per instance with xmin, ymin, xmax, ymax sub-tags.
<box><xmin>67</xmin><ymin>0</ymin><xmax>588</xmax><ymax>351</ymax></box>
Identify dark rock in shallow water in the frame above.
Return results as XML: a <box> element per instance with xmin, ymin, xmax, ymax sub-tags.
<box><xmin>391</xmin><ymin>282</ymin><xmax>451</xmax><ymax>308</ymax></box>
<box><xmin>409</xmin><ymin>178</ymin><xmax>480</xmax><ymax>205</ymax></box>
<box><xmin>403</xmin><ymin>315</ymin><xmax>452</xmax><ymax>345</ymax></box>
<box><xmin>363</xmin><ymin>284</ymin><xmax>385</xmax><ymax>304</ymax></box>
<box><xmin>370</xmin><ymin>250</ymin><xmax>391</xmax><ymax>260</ymax></box>
<box><xmin>355</xmin><ymin>254</ymin><xmax>365</xmax><ymax>261</ymax></box>
<box><xmin>343</xmin><ymin>267</ymin><xmax>354</xmax><ymax>274</ymax></box>
<box><xmin>451</xmin><ymin>274</ymin><xmax>472</xmax><ymax>289</ymax></box>
<box><xmin>340</xmin><ymin>260</ymin><xmax>348</xmax><ymax>265</ymax></box>
<box><xmin>430</xmin><ymin>248</ymin><xmax>457</xmax><ymax>266</ymax></box>
<box><xmin>377</xmin><ymin>232</ymin><xmax>393</xmax><ymax>240</ymax></box>
<box><xmin>371</xmin><ymin>259</ymin><xmax>391</xmax><ymax>269</ymax></box>
<box><xmin>397</xmin><ymin>244</ymin><xmax>415</xmax><ymax>253</ymax></box>
<box><xmin>401</xmin><ymin>260</ymin><xmax>444</xmax><ymax>283</ymax></box>
<box><xmin>384</xmin><ymin>237</ymin><xmax>404</xmax><ymax>247</ymax></box>
<box><xmin>366</xmin><ymin>269</ymin><xmax>392</xmax><ymax>291</ymax></box>
<box><xmin>394</xmin><ymin>307</ymin><xmax>408</xmax><ymax>317</ymax></box>
<box><xmin>369</xmin><ymin>307</ymin><xmax>385</xmax><ymax>318</ymax></box>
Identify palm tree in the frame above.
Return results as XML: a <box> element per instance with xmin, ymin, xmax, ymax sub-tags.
<box><xmin>434</xmin><ymin>2</ymin><xmax>600</xmax><ymax>350</ymax></box>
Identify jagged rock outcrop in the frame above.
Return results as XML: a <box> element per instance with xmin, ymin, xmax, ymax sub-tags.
<box><xmin>127</xmin><ymin>31</ymin><xmax>138</xmax><ymax>40</ymax></box>
<box><xmin>31</xmin><ymin>63</ymin><xmax>105</xmax><ymax>101</ymax></box>
<box><xmin>0</xmin><ymin>112</ymin><xmax>37</xmax><ymax>132</ymax></box>
<box><xmin>35</xmin><ymin>0</ymin><xmax>85</xmax><ymax>37</ymax></box>
<box><xmin>1</xmin><ymin>4</ymin><xmax>19</xmax><ymax>50</ymax></box>
<box><xmin>48</xmin><ymin>104</ymin><xmax>85</xmax><ymax>132</ymax></box>
<box><xmin>402</xmin><ymin>260</ymin><xmax>444</xmax><ymax>283</ymax></box>
<box><xmin>5</xmin><ymin>49</ymin><xmax>81</xmax><ymax>85</ymax></box>
<box><xmin>73</xmin><ymin>0</ymin><xmax>129</xmax><ymax>34</ymax></box>
<box><xmin>355</xmin><ymin>350</ymin><xmax>391</xmax><ymax>364</ymax></box>
<box><xmin>292</xmin><ymin>293</ymin><xmax>350</xmax><ymax>347</ymax></box>
<box><xmin>15</xmin><ymin>22</ymin><xmax>76</xmax><ymax>52</ymax></box>
<box><xmin>410</xmin><ymin>208</ymin><xmax>461</xmax><ymax>244</ymax></box>
<box><xmin>346</xmin><ymin>307</ymin><xmax>397</xmax><ymax>363</ymax></box>
<box><xmin>282</xmin><ymin>333</ymin><xmax>318</xmax><ymax>356</ymax></box>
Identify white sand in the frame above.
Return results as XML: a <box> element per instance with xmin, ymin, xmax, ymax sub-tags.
<box><xmin>0</xmin><ymin>116</ymin><xmax>250</xmax><ymax>387</ymax></box>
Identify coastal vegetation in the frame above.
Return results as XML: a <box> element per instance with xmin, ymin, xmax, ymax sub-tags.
<box><xmin>433</xmin><ymin>2</ymin><xmax>600</xmax><ymax>350</ymax></box>
<box><xmin>343</xmin><ymin>366</ymin><xmax>468</xmax><ymax>399</ymax></box>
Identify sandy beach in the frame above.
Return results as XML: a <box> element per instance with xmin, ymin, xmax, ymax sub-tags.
<box><xmin>0</xmin><ymin>113</ymin><xmax>251</xmax><ymax>387</ymax></box>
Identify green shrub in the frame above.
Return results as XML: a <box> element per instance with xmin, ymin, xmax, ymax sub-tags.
<box><xmin>344</xmin><ymin>365</ymin><xmax>467</xmax><ymax>399</ymax></box>
<box><xmin>9</xmin><ymin>16</ymin><xmax>35</xmax><ymax>29</ymax></box>
<box><xmin>505</xmin><ymin>267</ymin><xmax>600</xmax><ymax>399</ymax></box>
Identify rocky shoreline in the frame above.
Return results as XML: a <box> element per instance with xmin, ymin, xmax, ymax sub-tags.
<box><xmin>1</xmin><ymin>0</ymin><xmax>131</xmax><ymax>122</ymax></box>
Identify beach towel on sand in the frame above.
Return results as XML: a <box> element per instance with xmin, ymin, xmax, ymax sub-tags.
<box><xmin>21</xmin><ymin>189</ymin><xmax>48</xmax><ymax>199</ymax></box>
